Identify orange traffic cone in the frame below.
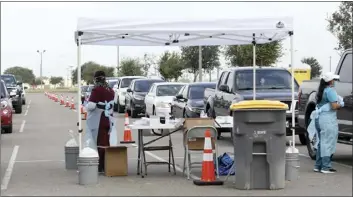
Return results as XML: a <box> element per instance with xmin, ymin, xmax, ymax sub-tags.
<box><xmin>60</xmin><ymin>95</ymin><xmax>64</xmax><ymax>105</ymax></box>
<box><xmin>120</xmin><ymin>113</ymin><xmax>135</xmax><ymax>144</ymax></box>
<box><xmin>55</xmin><ymin>94</ymin><xmax>59</xmax><ymax>102</ymax></box>
<box><xmin>70</xmin><ymin>97</ymin><xmax>75</xmax><ymax>109</ymax></box>
<box><xmin>193</xmin><ymin>129</ymin><xmax>223</xmax><ymax>186</ymax></box>
<box><xmin>65</xmin><ymin>96</ymin><xmax>70</xmax><ymax>107</ymax></box>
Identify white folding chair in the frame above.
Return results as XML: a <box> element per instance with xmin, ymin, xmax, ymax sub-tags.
<box><xmin>182</xmin><ymin>126</ymin><xmax>219</xmax><ymax>180</ymax></box>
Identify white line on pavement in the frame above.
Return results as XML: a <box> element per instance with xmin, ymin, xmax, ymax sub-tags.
<box><xmin>131</xmin><ymin>144</ymin><xmax>200</xmax><ymax>180</ymax></box>
<box><xmin>28</xmin><ymin>100</ymin><xmax>32</xmax><ymax>105</ymax></box>
<box><xmin>24</xmin><ymin>110</ymin><xmax>28</xmax><ymax>116</ymax></box>
<box><xmin>1</xmin><ymin>145</ymin><xmax>19</xmax><ymax>191</ymax></box>
<box><xmin>19</xmin><ymin>120</ymin><xmax>26</xmax><ymax>133</ymax></box>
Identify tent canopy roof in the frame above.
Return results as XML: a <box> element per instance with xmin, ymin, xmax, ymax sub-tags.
<box><xmin>75</xmin><ymin>17</ymin><xmax>293</xmax><ymax>46</ymax></box>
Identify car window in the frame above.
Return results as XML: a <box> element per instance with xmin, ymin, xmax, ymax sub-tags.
<box><xmin>108</xmin><ymin>81</ymin><xmax>118</xmax><ymax>88</ymax></box>
<box><xmin>134</xmin><ymin>80</ymin><xmax>163</xmax><ymax>92</ymax></box>
<box><xmin>0</xmin><ymin>81</ymin><xmax>8</xmax><ymax>98</ymax></box>
<box><xmin>86</xmin><ymin>85</ymin><xmax>94</xmax><ymax>92</ymax></box>
<box><xmin>188</xmin><ymin>84</ymin><xmax>215</xmax><ymax>99</ymax></box>
<box><xmin>220</xmin><ymin>72</ymin><xmax>229</xmax><ymax>86</ymax></box>
<box><xmin>1</xmin><ymin>75</ymin><xmax>16</xmax><ymax>86</ymax></box>
<box><xmin>235</xmin><ymin>69</ymin><xmax>299</xmax><ymax>90</ymax></box>
<box><xmin>81</xmin><ymin>86</ymin><xmax>89</xmax><ymax>92</ymax></box>
<box><xmin>120</xmin><ymin>78</ymin><xmax>139</xmax><ymax>88</ymax></box>
<box><xmin>156</xmin><ymin>85</ymin><xmax>184</xmax><ymax>96</ymax></box>
<box><xmin>217</xmin><ymin>72</ymin><xmax>226</xmax><ymax>89</ymax></box>
<box><xmin>176</xmin><ymin>86</ymin><xmax>185</xmax><ymax>96</ymax></box>
<box><xmin>338</xmin><ymin>53</ymin><xmax>352</xmax><ymax>83</ymax></box>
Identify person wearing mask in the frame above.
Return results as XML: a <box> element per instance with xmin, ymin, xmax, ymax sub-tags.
<box><xmin>307</xmin><ymin>72</ymin><xmax>344</xmax><ymax>174</ymax></box>
<box><xmin>85</xmin><ymin>70</ymin><xmax>115</xmax><ymax>173</ymax></box>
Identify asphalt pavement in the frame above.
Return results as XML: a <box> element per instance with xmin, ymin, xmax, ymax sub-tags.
<box><xmin>1</xmin><ymin>93</ymin><xmax>352</xmax><ymax>196</ymax></box>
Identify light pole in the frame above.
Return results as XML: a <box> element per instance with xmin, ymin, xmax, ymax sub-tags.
<box><xmin>37</xmin><ymin>50</ymin><xmax>46</xmax><ymax>89</ymax></box>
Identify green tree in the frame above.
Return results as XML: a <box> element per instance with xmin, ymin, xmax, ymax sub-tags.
<box><xmin>180</xmin><ymin>46</ymin><xmax>221</xmax><ymax>82</ymax></box>
<box><xmin>158</xmin><ymin>51</ymin><xmax>184</xmax><ymax>81</ymax></box>
<box><xmin>224</xmin><ymin>41</ymin><xmax>283</xmax><ymax>66</ymax></box>
<box><xmin>71</xmin><ymin>61</ymin><xmax>115</xmax><ymax>84</ymax></box>
<box><xmin>118</xmin><ymin>58</ymin><xmax>144</xmax><ymax>76</ymax></box>
<box><xmin>327</xmin><ymin>2</ymin><xmax>353</xmax><ymax>51</ymax></box>
<box><xmin>3</xmin><ymin>66</ymin><xmax>36</xmax><ymax>83</ymax></box>
<box><xmin>301</xmin><ymin>57</ymin><xmax>322</xmax><ymax>79</ymax></box>
<box><xmin>33</xmin><ymin>78</ymin><xmax>43</xmax><ymax>85</ymax></box>
<box><xmin>50</xmin><ymin>76</ymin><xmax>64</xmax><ymax>85</ymax></box>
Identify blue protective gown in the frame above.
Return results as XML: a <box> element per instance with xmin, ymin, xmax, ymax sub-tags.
<box><xmin>307</xmin><ymin>87</ymin><xmax>344</xmax><ymax>158</ymax></box>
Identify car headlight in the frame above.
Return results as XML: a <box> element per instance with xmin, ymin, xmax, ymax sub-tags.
<box><xmin>1</xmin><ymin>100</ymin><xmax>8</xmax><ymax>109</ymax></box>
<box><xmin>133</xmin><ymin>95</ymin><xmax>144</xmax><ymax>100</ymax></box>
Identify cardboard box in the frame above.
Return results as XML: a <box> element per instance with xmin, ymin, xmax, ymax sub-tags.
<box><xmin>183</xmin><ymin>118</ymin><xmax>216</xmax><ymax>150</ymax></box>
<box><xmin>103</xmin><ymin>146</ymin><xmax>128</xmax><ymax>177</ymax></box>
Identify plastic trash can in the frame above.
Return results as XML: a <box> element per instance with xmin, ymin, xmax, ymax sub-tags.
<box><xmin>230</xmin><ymin>100</ymin><xmax>288</xmax><ymax>190</ymax></box>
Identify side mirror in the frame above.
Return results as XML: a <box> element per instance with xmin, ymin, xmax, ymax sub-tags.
<box><xmin>175</xmin><ymin>94</ymin><xmax>183</xmax><ymax>100</ymax></box>
<box><xmin>24</xmin><ymin>87</ymin><xmax>28</xmax><ymax>90</ymax></box>
<box><xmin>17</xmin><ymin>81</ymin><xmax>23</xmax><ymax>85</ymax></box>
<box><xmin>219</xmin><ymin>84</ymin><xmax>230</xmax><ymax>93</ymax></box>
<box><xmin>127</xmin><ymin>88</ymin><xmax>133</xmax><ymax>93</ymax></box>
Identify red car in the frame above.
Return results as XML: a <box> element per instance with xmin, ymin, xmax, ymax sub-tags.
<box><xmin>1</xmin><ymin>80</ymin><xmax>13</xmax><ymax>133</ymax></box>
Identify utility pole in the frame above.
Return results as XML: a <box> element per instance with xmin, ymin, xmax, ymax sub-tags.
<box><xmin>329</xmin><ymin>56</ymin><xmax>332</xmax><ymax>72</ymax></box>
<box><xmin>37</xmin><ymin>50</ymin><xmax>46</xmax><ymax>89</ymax></box>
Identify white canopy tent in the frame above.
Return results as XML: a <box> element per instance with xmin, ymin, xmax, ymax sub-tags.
<box><xmin>75</xmin><ymin>17</ymin><xmax>296</xmax><ymax>152</ymax></box>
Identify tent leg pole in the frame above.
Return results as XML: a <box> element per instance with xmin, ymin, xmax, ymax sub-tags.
<box><xmin>77</xmin><ymin>35</ymin><xmax>83</xmax><ymax>153</ymax></box>
<box><xmin>252</xmin><ymin>34</ymin><xmax>256</xmax><ymax>100</ymax></box>
<box><xmin>199</xmin><ymin>46</ymin><xmax>202</xmax><ymax>82</ymax></box>
<box><xmin>117</xmin><ymin>46</ymin><xmax>120</xmax><ymax>76</ymax></box>
<box><xmin>289</xmin><ymin>31</ymin><xmax>295</xmax><ymax>149</ymax></box>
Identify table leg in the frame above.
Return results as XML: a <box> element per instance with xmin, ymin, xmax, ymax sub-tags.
<box><xmin>141</xmin><ymin>133</ymin><xmax>147</xmax><ymax>177</ymax></box>
<box><xmin>137</xmin><ymin>129</ymin><xmax>141</xmax><ymax>175</ymax></box>
<box><xmin>170</xmin><ymin>135</ymin><xmax>176</xmax><ymax>175</ymax></box>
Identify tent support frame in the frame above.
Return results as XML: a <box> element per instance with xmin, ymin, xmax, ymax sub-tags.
<box><xmin>77</xmin><ymin>31</ymin><xmax>83</xmax><ymax>153</ymax></box>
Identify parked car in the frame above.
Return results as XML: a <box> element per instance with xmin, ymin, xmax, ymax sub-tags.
<box><xmin>107</xmin><ymin>78</ymin><xmax>120</xmax><ymax>89</ymax></box>
<box><xmin>145</xmin><ymin>82</ymin><xmax>186</xmax><ymax>117</ymax></box>
<box><xmin>298</xmin><ymin>48</ymin><xmax>352</xmax><ymax>160</ymax></box>
<box><xmin>125</xmin><ymin>78</ymin><xmax>165</xmax><ymax>118</ymax></box>
<box><xmin>204</xmin><ymin>67</ymin><xmax>305</xmax><ymax>141</ymax></box>
<box><xmin>21</xmin><ymin>83</ymin><xmax>28</xmax><ymax>105</ymax></box>
<box><xmin>171</xmin><ymin>82</ymin><xmax>216</xmax><ymax>118</ymax></box>
<box><xmin>0</xmin><ymin>74</ymin><xmax>23</xmax><ymax>114</ymax></box>
<box><xmin>1</xmin><ymin>80</ymin><xmax>13</xmax><ymax>134</ymax></box>
<box><xmin>113</xmin><ymin>76</ymin><xmax>147</xmax><ymax>113</ymax></box>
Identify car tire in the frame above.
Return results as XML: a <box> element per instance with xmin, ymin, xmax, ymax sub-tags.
<box><xmin>305</xmin><ymin>118</ymin><xmax>316</xmax><ymax>160</ymax></box>
<box><xmin>131</xmin><ymin>104</ymin><xmax>138</xmax><ymax>118</ymax></box>
<box><xmin>4</xmin><ymin>125</ymin><xmax>13</xmax><ymax>134</ymax></box>
<box><xmin>117</xmin><ymin>101</ymin><xmax>125</xmax><ymax>113</ymax></box>
<box><xmin>15</xmin><ymin>103</ymin><xmax>23</xmax><ymax>114</ymax></box>
<box><xmin>113</xmin><ymin>102</ymin><xmax>118</xmax><ymax>112</ymax></box>
<box><xmin>206</xmin><ymin>106</ymin><xmax>216</xmax><ymax>119</ymax></box>
<box><xmin>299</xmin><ymin>134</ymin><xmax>307</xmax><ymax>145</ymax></box>
<box><xmin>22</xmin><ymin>99</ymin><xmax>26</xmax><ymax>105</ymax></box>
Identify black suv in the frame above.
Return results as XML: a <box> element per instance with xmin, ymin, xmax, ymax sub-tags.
<box><xmin>0</xmin><ymin>74</ymin><xmax>23</xmax><ymax>114</ymax></box>
<box><xmin>125</xmin><ymin>78</ymin><xmax>164</xmax><ymax>118</ymax></box>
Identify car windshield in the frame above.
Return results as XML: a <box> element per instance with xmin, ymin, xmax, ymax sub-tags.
<box><xmin>1</xmin><ymin>75</ymin><xmax>16</xmax><ymax>86</ymax></box>
<box><xmin>81</xmin><ymin>86</ymin><xmax>89</xmax><ymax>92</ymax></box>
<box><xmin>134</xmin><ymin>80</ymin><xmax>163</xmax><ymax>92</ymax></box>
<box><xmin>188</xmin><ymin>84</ymin><xmax>216</xmax><ymax>99</ymax></box>
<box><xmin>156</xmin><ymin>85</ymin><xmax>184</xmax><ymax>96</ymax></box>
<box><xmin>235</xmin><ymin>70</ymin><xmax>299</xmax><ymax>90</ymax></box>
<box><xmin>108</xmin><ymin>81</ymin><xmax>118</xmax><ymax>88</ymax></box>
<box><xmin>121</xmin><ymin>78</ymin><xmax>139</xmax><ymax>88</ymax></box>
<box><xmin>0</xmin><ymin>82</ymin><xmax>7</xmax><ymax>98</ymax></box>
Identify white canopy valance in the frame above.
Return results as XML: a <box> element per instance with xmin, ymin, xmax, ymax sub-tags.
<box><xmin>75</xmin><ymin>17</ymin><xmax>293</xmax><ymax>46</ymax></box>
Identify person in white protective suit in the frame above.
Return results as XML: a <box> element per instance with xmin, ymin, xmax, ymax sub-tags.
<box><xmin>307</xmin><ymin>72</ymin><xmax>344</xmax><ymax>174</ymax></box>
<box><xmin>85</xmin><ymin>71</ymin><xmax>115</xmax><ymax>173</ymax></box>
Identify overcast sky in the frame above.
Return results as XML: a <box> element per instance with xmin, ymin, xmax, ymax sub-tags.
<box><xmin>1</xmin><ymin>1</ymin><xmax>342</xmax><ymax>79</ymax></box>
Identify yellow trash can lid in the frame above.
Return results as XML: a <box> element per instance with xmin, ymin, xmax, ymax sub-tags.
<box><xmin>230</xmin><ymin>100</ymin><xmax>289</xmax><ymax>111</ymax></box>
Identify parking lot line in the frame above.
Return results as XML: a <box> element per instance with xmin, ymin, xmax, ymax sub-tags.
<box><xmin>24</xmin><ymin>110</ymin><xmax>28</xmax><ymax>116</ymax></box>
<box><xmin>1</xmin><ymin>145</ymin><xmax>19</xmax><ymax>191</ymax></box>
<box><xmin>19</xmin><ymin>120</ymin><xmax>26</xmax><ymax>133</ymax></box>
